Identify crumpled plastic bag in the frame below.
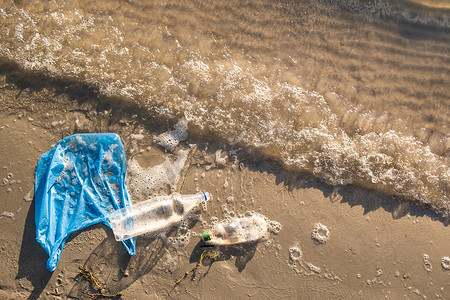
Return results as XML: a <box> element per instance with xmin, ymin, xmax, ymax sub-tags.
<box><xmin>34</xmin><ymin>133</ymin><xmax>135</xmax><ymax>271</ymax></box>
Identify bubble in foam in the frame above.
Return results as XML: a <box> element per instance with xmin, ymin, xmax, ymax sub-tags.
<box><xmin>423</xmin><ymin>254</ymin><xmax>432</xmax><ymax>273</ymax></box>
<box><xmin>200</xmin><ymin>201</ymin><xmax>208</xmax><ymax>211</ymax></box>
<box><xmin>267</xmin><ymin>220</ymin><xmax>282</xmax><ymax>235</ymax></box>
<box><xmin>311</xmin><ymin>223</ymin><xmax>330</xmax><ymax>244</ymax></box>
<box><xmin>154</xmin><ymin>118</ymin><xmax>188</xmax><ymax>152</ymax></box>
<box><xmin>209</xmin><ymin>216</ymin><xmax>219</xmax><ymax>227</ymax></box>
<box><xmin>178</xmin><ymin>221</ymin><xmax>189</xmax><ymax>235</ymax></box>
<box><xmin>289</xmin><ymin>246</ymin><xmax>303</xmax><ymax>263</ymax></box>
<box><xmin>442</xmin><ymin>257</ymin><xmax>450</xmax><ymax>270</ymax></box>
<box><xmin>163</xmin><ymin>223</ymin><xmax>193</xmax><ymax>249</ymax></box>
<box><xmin>306</xmin><ymin>262</ymin><xmax>321</xmax><ymax>274</ymax></box>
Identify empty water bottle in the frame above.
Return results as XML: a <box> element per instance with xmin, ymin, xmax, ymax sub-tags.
<box><xmin>109</xmin><ymin>192</ymin><xmax>209</xmax><ymax>241</ymax></box>
<box><xmin>202</xmin><ymin>214</ymin><xmax>268</xmax><ymax>245</ymax></box>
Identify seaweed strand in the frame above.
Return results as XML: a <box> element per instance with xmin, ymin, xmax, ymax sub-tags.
<box><xmin>174</xmin><ymin>250</ymin><xmax>218</xmax><ymax>285</ymax></box>
<box><xmin>78</xmin><ymin>266</ymin><xmax>123</xmax><ymax>298</ymax></box>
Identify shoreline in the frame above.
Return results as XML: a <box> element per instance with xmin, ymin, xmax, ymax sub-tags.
<box><xmin>1</xmin><ymin>59</ymin><xmax>448</xmax><ymax>217</ymax></box>
<box><xmin>0</xmin><ymin>65</ymin><xmax>449</xmax><ymax>299</ymax></box>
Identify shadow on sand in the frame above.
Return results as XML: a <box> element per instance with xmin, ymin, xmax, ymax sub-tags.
<box><xmin>15</xmin><ymin>197</ymin><xmax>52</xmax><ymax>300</ymax></box>
<box><xmin>251</xmin><ymin>157</ymin><xmax>450</xmax><ymax>226</ymax></box>
<box><xmin>67</xmin><ymin>232</ymin><xmax>166</xmax><ymax>298</ymax></box>
<box><xmin>8</xmin><ymin>56</ymin><xmax>448</xmax><ymax>299</ymax></box>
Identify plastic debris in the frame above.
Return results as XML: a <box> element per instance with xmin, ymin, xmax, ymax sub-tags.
<box><xmin>109</xmin><ymin>192</ymin><xmax>209</xmax><ymax>241</ymax></box>
<box><xmin>202</xmin><ymin>213</ymin><xmax>268</xmax><ymax>245</ymax></box>
<box><xmin>35</xmin><ymin>133</ymin><xmax>135</xmax><ymax>271</ymax></box>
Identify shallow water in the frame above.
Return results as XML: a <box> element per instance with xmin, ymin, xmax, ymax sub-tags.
<box><xmin>0</xmin><ymin>0</ymin><xmax>449</xmax><ymax>213</ymax></box>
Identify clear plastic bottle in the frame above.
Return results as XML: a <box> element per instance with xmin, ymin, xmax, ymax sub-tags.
<box><xmin>109</xmin><ymin>192</ymin><xmax>209</xmax><ymax>241</ymax></box>
<box><xmin>202</xmin><ymin>214</ymin><xmax>268</xmax><ymax>245</ymax></box>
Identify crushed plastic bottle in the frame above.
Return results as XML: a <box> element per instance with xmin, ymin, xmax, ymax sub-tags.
<box><xmin>109</xmin><ymin>192</ymin><xmax>209</xmax><ymax>241</ymax></box>
<box><xmin>202</xmin><ymin>214</ymin><xmax>268</xmax><ymax>245</ymax></box>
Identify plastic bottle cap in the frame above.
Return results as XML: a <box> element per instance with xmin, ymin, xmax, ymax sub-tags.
<box><xmin>202</xmin><ymin>231</ymin><xmax>211</xmax><ymax>241</ymax></box>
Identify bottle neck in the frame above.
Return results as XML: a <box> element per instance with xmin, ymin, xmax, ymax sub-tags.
<box><xmin>174</xmin><ymin>192</ymin><xmax>209</xmax><ymax>203</ymax></box>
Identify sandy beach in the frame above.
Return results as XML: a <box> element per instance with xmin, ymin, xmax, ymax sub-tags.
<box><xmin>1</xmin><ymin>62</ymin><xmax>449</xmax><ymax>299</ymax></box>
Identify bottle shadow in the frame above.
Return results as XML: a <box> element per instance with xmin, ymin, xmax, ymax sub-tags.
<box><xmin>15</xmin><ymin>195</ymin><xmax>167</xmax><ymax>300</ymax></box>
<box><xmin>67</xmin><ymin>231</ymin><xmax>166</xmax><ymax>298</ymax></box>
<box><xmin>169</xmin><ymin>239</ymin><xmax>258</xmax><ymax>295</ymax></box>
<box><xmin>67</xmin><ymin>217</ymin><xmax>203</xmax><ymax>298</ymax></box>
<box><xmin>189</xmin><ymin>240</ymin><xmax>258</xmax><ymax>273</ymax></box>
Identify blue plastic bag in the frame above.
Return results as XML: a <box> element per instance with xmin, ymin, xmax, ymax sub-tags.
<box><xmin>34</xmin><ymin>133</ymin><xmax>135</xmax><ymax>271</ymax></box>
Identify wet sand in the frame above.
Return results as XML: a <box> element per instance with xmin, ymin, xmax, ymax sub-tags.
<box><xmin>1</xmin><ymin>0</ymin><xmax>449</xmax><ymax>210</ymax></box>
<box><xmin>1</xmin><ymin>65</ymin><xmax>450</xmax><ymax>300</ymax></box>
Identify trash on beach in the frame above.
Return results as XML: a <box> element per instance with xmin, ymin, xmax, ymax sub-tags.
<box><xmin>202</xmin><ymin>214</ymin><xmax>268</xmax><ymax>245</ymax></box>
<box><xmin>35</xmin><ymin>133</ymin><xmax>135</xmax><ymax>271</ymax></box>
<box><xmin>109</xmin><ymin>192</ymin><xmax>210</xmax><ymax>241</ymax></box>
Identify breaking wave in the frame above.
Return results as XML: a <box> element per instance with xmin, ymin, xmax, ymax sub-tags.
<box><xmin>0</xmin><ymin>0</ymin><xmax>449</xmax><ymax>214</ymax></box>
